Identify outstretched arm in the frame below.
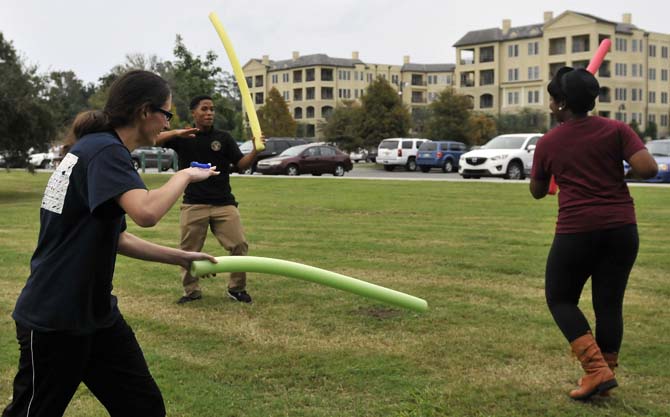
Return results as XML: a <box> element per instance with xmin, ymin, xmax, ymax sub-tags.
<box><xmin>236</xmin><ymin>136</ymin><xmax>266</xmax><ymax>170</ymax></box>
<box><xmin>116</xmin><ymin>167</ymin><xmax>219</xmax><ymax>227</ymax></box>
<box><xmin>155</xmin><ymin>127</ymin><xmax>199</xmax><ymax>145</ymax></box>
<box><xmin>118</xmin><ymin>231</ymin><xmax>217</xmax><ymax>269</ymax></box>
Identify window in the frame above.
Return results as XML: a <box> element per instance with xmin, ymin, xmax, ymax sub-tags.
<box><xmin>480</xmin><ymin>70</ymin><xmax>494</xmax><ymax>86</ymax></box>
<box><xmin>549</xmin><ymin>38</ymin><xmax>566</xmax><ymax>55</ymax></box>
<box><xmin>294</xmin><ymin>107</ymin><xmax>303</xmax><ymax>119</ymax></box>
<box><xmin>507</xmin><ymin>91</ymin><xmax>519</xmax><ymax>105</ymax></box>
<box><xmin>662</xmin><ymin>46</ymin><xmax>669</xmax><ymax>58</ymax></box>
<box><xmin>255</xmin><ymin>75</ymin><xmax>263</xmax><ymax>87</ymax></box>
<box><xmin>527</xmin><ymin>42</ymin><xmax>539</xmax><ymax>56</ymax></box>
<box><xmin>321</xmin><ymin>68</ymin><xmax>333</xmax><ymax>81</ymax></box>
<box><xmin>662</xmin><ymin>92</ymin><xmax>668</xmax><ymax>104</ymax></box>
<box><xmin>480</xmin><ymin>94</ymin><xmax>493</xmax><ymax>108</ymax></box>
<box><xmin>572</xmin><ymin>35</ymin><xmax>590</xmax><ymax>53</ymax></box>
<box><xmin>508</xmin><ymin>44</ymin><xmax>519</xmax><ymax>57</ymax></box>
<box><xmin>615</xmin><ymin>63</ymin><xmax>627</xmax><ymax>77</ymax></box>
<box><xmin>615</xmin><ymin>38</ymin><xmax>627</xmax><ymax>52</ymax></box>
<box><xmin>661</xmin><ymin>114</ymin><xmax>669</xmax><ymax>127</ymax></box>
<box><xmin>305</xmin><ymin>68</ymin><xmax>315</xmax><ymax>82</ymax></box>
<box><xmin>293</xmin><ymin>70</ymin><xmax>302</xmax><ymax>83</ymax></box>
<box><xmin>402</xmin><ymin>141</ymin><xmax>413</xmax><ymax>149</ymax></box>
<box><xmin>245</xmin><ymin>76</ymin><xmax>253</xmax><ymax>87</ymax></box>
<box><xmin>255</xmin><ymin>92</ymin><xmax>264</xmax><ymax>104</ymax></box>
<box><xmin>649</xmin><ymin>91</ymin><xmax>656</xmax><ymax>103</ymax></box>
<box><xmin>480</xmin><ymin>46</ymin><xmax>494</xmax><ymax>62</ymax></box>
<box><xmin>649</xmin><ymin>114</ymin><xmax>656</xmax><ymax>124</ymax></box>
<box><xmin>649</xmin><ymin>44</ymin><xmax>657</xmax><ymax>57</ymax></box>
<box><xmin>306</xmin><ymin>87</ymin><xmax>315</xmax><ymax>100</ymax></box>
<box><xmin>527</xmin><ymin>90</ymin><xmax>540</xmax><ymax>104</ymax></box>
<box><xmin>662</xmin><ymin>69</ymin><xmax>668</xmax><ymax>81</ymax></box>
<box><xmin>615</xmin><ymin>88</ymin><xmax>627</xmax><ymax>101</ymax></box>
<box><xmin>283</xmin><ymin>91</ymin><xmax>289</xmax><ymax>101</ymax></box>
<box><xmin>507</xmin><ymin>68</ymin><xmax>519</xmax><ymax>81</ymax></box>
<box><xmin>282</xmin><ymin>73</ymin><xmax>290</xmax><ymax>82</ymax></box>
<box><xmin>271</xmin><ymin>74</ymin><xmax>278</xmax><ymax>84</ymax></box>
<box><xmin>649</xmin><ymin>68</ymin><xmax>657</xmax><ymax>80</ymax></box>
<box><xmin>306</xmin><ymin>106</ymin><xmax>315</xmax><ymax>118</ymax></box>
<box><xmin>632</xmin><ymin>39</ymin><xmax>639</xmax><ymax>52</ymax></box>
<box><xmin>527</xmin><ymin>66</ymin><xmax>540</xmax><ymax>80</ymax></box>
<box><xmin>632</xmin><ymin>88</ymin><xmax>638</xmax><ymax>101</ymax></box>
<box><xmin>321</xmin><ymin>87</ymin><xmax>334</xmax><ymax>100</ymax></box>
<box><xmin>293</xmin><ymin>88</ymin><xmax>303</xmax><ymax>101</ymax></box>
<box><xmin>391</xmin><ymin>74</ymin><xmax>399</xmax><ymax>85</ymax></box>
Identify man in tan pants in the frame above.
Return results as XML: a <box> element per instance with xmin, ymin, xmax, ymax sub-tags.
<box><xmin>157</xmin><ymin>95</ymin><xmax>263</xmax><ymax>303</ymax></box>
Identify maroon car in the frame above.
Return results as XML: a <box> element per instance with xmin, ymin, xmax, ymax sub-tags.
<box><xmin>255</xmin><ymin>143</ymin><xmax>353</xmax><ymax>176</ymax></box>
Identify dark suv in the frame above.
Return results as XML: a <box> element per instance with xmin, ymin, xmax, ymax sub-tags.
<box><xmin>131</xmin><ymin>147</ymin><xmax>176</xmax><ymax>171</ymax></box>
<box><xmin>238</xmin><ymin>137</ymin><xmax>309</xmax><ymax>174</ymax></box>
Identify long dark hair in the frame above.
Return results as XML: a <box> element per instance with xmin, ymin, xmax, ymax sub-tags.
<box><xmin>63</xmin><ymin>70</ymin><xmax>170</xmax><ymax>149</ymax></box>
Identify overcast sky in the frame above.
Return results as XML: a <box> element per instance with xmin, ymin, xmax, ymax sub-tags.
<box><xmin>2</xmin><ymin>0</ymin><xmax>668</xmax><ymax>84</ymax></box>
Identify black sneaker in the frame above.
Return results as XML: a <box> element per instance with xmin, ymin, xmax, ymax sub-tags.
<box><xmin>176</xmin><ymin>293</ymin><xmax>202</xmax><ymax>304</ymax></box>
<box><xmin>227</xmin><ymin>290</ymin><xmax>252</xmax><ymax>303</ymax></box>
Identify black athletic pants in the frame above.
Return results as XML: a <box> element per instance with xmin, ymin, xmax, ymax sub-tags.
<box><xmin>545</xmin><ymin>224</ymin><xmax>639</xmax><ymax>353</ymax></box>
<box><xmin>2</xmin><ymin>316</ymin><xmax>165</xmax><ymax>417</ymax></box>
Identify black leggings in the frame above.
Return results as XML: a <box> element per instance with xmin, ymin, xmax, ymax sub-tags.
<box><xmin>2</xmin><ymin>316</ymin><xmax>165</xmax><ymax>417</ymax></box>
<box><xmin>545</xmin><ymin>224</ymin><xmax>639</xmax><ymax>353</ymax></box>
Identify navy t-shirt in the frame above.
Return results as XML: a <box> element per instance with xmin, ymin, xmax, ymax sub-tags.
<box><xmin>162</xmin><ymin>128</ymin><xmax>243</xmax><ymax>205</ymax></box>
<box><xmin>12</xmin><ymin>131</ymin><xmax>146</xmax><ymax>334</ymax></box>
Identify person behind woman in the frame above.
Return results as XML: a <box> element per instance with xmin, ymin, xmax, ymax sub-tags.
<box><xmin>2</xmin><ymin>70</ymin><xmax>220</xmax><ymax>417</ymax></box>
<box><xmin>530</xmin><ymin>67</ymin><xmax>658</xmax><ymax>400</ymax></box>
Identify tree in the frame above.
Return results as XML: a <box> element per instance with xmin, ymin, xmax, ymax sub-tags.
<box><xmin>256</xmin><ymin>87</ymin><xmax>296</xmax><ymax>137</ymax></box>
<box><xmin>467</xmin><ymin>113</ymin><xmax>497</xmax><ymax>146</ymax></box>
<box><xmin>358</xmin><ymin>77</ymin><xmax>410</xmax><ymax>149</ymax></box>
<box><xmin>496</xmin><ymin>108</ymin><xmax>547</xmax><ymax>134</ymax></box>
<box><xmin>410</xmin><ymin>107</ymin><xmax>432</xmax><ymax>137</ymax></box>
<box><xmin>320</xmin><ymin>101</ymin><xmax>362</xmax><ymax>151</ymax></box>
<box><xmin>424</xmin><ymin>88</ymin><xmax>472</xmax><ymax>142</ymax></box>
<box><xmin>643</xmin><ymin>120</ymin><xmax>658</xmax><ymax>140</ymax></box>
<box><xmin>628</xmin><ymin>120</ymin><xmax>643</xmax><ymax>139</ymax></box>
<box><xmin>44</xmin><ymin>70</ymin><xmax>93</xmax><ymax>134</ymax></box>
<box><xmin>0</xmin><ymin>32</ymin><xmax>56</xmax><ymax>166</ymax></box>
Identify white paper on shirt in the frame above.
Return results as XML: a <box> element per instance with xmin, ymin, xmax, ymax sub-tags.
<box><xmin>41</xmin><ymin>153</ymin><xmax>78</xmax><ymax>214</ymax></box>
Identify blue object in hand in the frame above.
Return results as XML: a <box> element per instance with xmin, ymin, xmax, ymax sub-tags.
<box><xmin>190</xmin><ymin>162</ymin><xmax>212</xmax><ymax>169</ymax></box>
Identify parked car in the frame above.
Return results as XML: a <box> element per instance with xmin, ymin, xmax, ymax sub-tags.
<box><xmin>458</xmin><ymin>133</ymin><xmax>542</xmax><ymax>180</ymax></box>
<box><xmin>256</xmin><ymin>143</ymin><xmax>353</xmax><ymax>176</ymax></box>
<box><xmin>131</xmin><ymin>147</ymin><xmax>176</xmax><ymax>171</ymax></box>
<box><xmin>623</xmin><ymin>138</ymin><xmax>670</xmax><ymax>183</ymax></box>
<box><xmin>238</xmin><ymin>137</ymin><xmax>309</xmax><ymax>174</ymax></box>
<box><xmin>349</xmin><ymin>148</ymin><xmax>369</xmax><ymax>163</ymax></box>
<box><xmin>376</xmin><ymin>138</ymin><xmax>427</xmax><ymax>171</ymax></box>
<box><xmin>416</xmin><ymin>140</ymin><xmax>468</xmax><ymax>173</ymax></box>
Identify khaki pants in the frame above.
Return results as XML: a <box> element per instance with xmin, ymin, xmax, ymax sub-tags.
<box><xmin>179</xmin><ymin>204</ymin><xmax>248</xmax><ymax>296</ymax></box>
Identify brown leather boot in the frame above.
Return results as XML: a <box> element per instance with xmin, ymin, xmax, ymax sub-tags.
<box><xmin>569</xmin><ymin>333</ymin><xmax>618</xmax><ymax>400</ymax></box>
<box><xmin>578</xmin><ymin>351</ymin><xmax>619</xmax><ymax>396</ymax></box>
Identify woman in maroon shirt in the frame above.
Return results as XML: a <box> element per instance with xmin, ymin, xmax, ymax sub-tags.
<box><xmin>530</xmin><ymin>67</ymin><xmax>657</xmax><ymax>400</ymax></box>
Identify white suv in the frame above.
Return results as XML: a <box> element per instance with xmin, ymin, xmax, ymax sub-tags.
<box><xmin>458</xmin><ymin>133</ymin><xmax>542</xmax><ymax>180</ymax></box>
<box><xmin>376</xmin><ymin>138</ymin><xmax>427</xmax><ymax>171</ymax></box>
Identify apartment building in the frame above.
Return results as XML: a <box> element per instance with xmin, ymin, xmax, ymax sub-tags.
<box><xmin>454</xmin><ymin>10</ymin><xmax>670</xmax><ymax>136</ymax></box>
<box><xmin>243</xmin><ymin>52</ymin><xmax>454</xmax><ymax>138</ymax></box>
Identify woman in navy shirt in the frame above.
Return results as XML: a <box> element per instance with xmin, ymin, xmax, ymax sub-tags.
<box><xmin>3</xmin><ymin>70</ymin><xmax>219</xmax><ymax>417</ymax></box>
<box><xmin>530</xmin><ymin>67</ymin><xmax>657</xmax><ymax>400</ymax></box>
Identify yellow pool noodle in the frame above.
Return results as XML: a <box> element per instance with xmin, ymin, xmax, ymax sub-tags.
<box><xmin>209</xmin><ymin>12</ymin><xmax>264</xmax><ymax>151</ymax></box>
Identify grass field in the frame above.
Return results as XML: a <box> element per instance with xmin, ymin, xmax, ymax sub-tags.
<box><xmin>1</xmin><ymin>171</ymin><xmax>669</xmax><ymax>417</ymax></box>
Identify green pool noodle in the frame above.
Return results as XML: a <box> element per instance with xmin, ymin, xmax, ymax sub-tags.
<box><xmin>190</xmin><ymin>256</ymin><xmax>428</xmax><ymax>312</ymax></box>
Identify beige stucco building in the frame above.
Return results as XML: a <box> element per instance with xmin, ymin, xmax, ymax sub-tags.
<box><xmin>243</xmin><ymin>10</ymin><xmax>670</xmax><ymax>138</ymax></box>
<box><xmin>243</xmin><ymin>53</ymin><xmax>454</xmax><ymax>138</ymax></box>
<box><xmin>454</xmin><ymin>10</ymin><xmax>670</xmax><ymax>136</ymax></box>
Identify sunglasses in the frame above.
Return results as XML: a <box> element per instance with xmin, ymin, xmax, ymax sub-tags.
<box><xmin>152</xmin><ymin>107</ymin><xmax>173</xmax><ymax>122</ymax></box>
